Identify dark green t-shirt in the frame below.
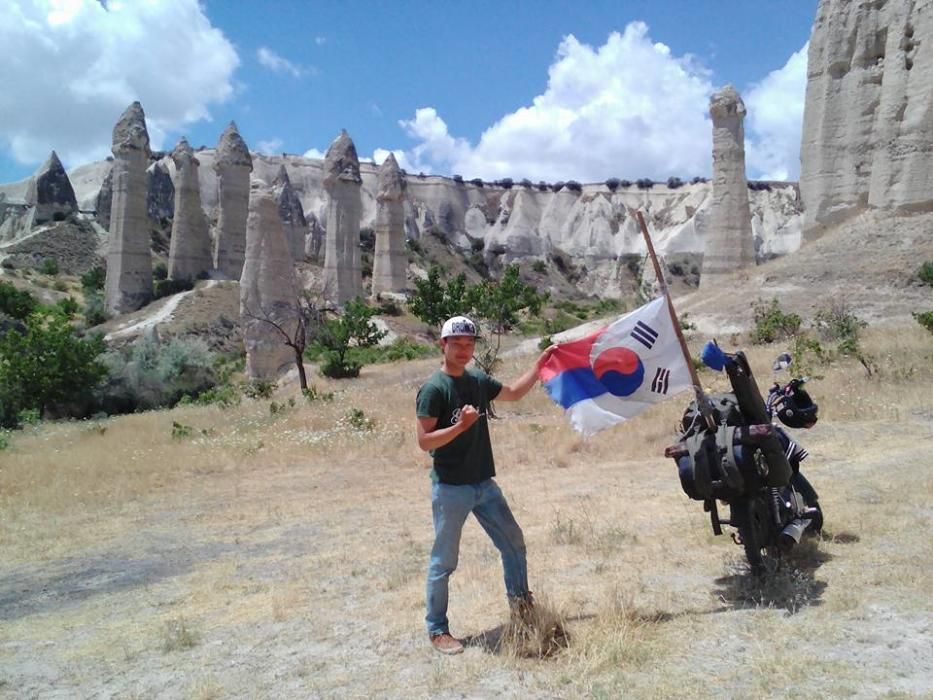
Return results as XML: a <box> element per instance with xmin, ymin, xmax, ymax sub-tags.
<box><xmin>416</xmin><ymin>368</ymin><xmax>503</xmax><ymax>485</ymax></box>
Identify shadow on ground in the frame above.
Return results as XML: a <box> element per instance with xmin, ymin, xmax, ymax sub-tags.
<box><xmin>712</xmin><ymin>537</ymin><xmax>838</xmax><ymax>613</ymax></box>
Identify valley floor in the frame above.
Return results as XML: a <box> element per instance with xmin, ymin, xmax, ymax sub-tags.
<box><xmin>1</xmin><ymin>333</ymin><xmax>931</xmax><ymax>699</ymax></box>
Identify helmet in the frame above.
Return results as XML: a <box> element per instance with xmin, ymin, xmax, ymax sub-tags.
<box><xmin>768</xmin><ymin>379</ymin><xmax>818</xmax><ymax>429</ymax></box>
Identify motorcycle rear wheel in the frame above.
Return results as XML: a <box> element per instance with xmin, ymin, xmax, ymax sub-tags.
<box><xmin>733</xmin><ymin>498</ymin><xmax>771</xmax><ymax>573</ymax></box>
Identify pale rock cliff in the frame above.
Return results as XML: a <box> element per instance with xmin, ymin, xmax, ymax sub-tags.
<box><xmin>273</xmin><ymin>165</ymin><xmax>308</xmax><ymax>263</ymax></box>
<box><xmin>104</xmin><ymin>101</ymin><xmax>153</xmax><ymax>315</ymax></box>
<box><xmin>322</xmin><ymin>130</ymin><xmax>363</xmax><ymax>304</ymax></box>
<box><xmin>213</xmin><ymin>122</ymin><xmax>252</xmax><ymax>279</ymax></box>
<box><xmin>240</xmin><ymin>181</ymin><xmax>298</xmax><ymax>380</ymax></box>
<box><xmin>372</xmin><ymin>153</ymin><xmax>408</xmax><ymax>295</ymax></box>
<box><xmin>701</xmin><ymin>85</ymin><xmax>755</xmax><ymax>287</ymax></box>
<box><xmin>800</xmin><ymin>0</ymin><xmax>933</xmax><ymax>235</ymax></box>
<box><xmin>167</xmin><ymin>138</ymin><xmax>211</xmax><ymax>281</ymax></box>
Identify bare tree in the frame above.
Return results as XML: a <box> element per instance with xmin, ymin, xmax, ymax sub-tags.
<box><xmin>241</xmin><ymin>292</ymin><xmax>326</xmax><ymax>391</ymax></box>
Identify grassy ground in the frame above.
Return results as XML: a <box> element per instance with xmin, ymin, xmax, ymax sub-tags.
<box><xmin>0</xmin><ymin>326</ymin><xmax>931</xmax><ymax>699</ymax></box>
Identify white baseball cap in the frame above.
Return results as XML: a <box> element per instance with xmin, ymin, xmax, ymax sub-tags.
<box><xmin>441</xmin><ymin>315</ymin><xmax>479</xmax><ymax>338</ymax></box>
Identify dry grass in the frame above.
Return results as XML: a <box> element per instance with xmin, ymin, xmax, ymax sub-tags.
<box><xmin>0</xmin><ymin>325</ymin><xmax>931</xmax><ymax>698</ymax></box>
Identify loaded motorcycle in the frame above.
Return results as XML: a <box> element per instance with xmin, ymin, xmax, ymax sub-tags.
<box><xmin>664</xmin><ymin>343</ymin><xmax>823</xmax><ymax>573</ymax></box>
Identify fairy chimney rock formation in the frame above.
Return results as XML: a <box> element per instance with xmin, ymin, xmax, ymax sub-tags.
<box><xmin>372</xmin><ymin>153</ymin><xmax>408</xmax><ymax>295</ymax></box>
<box><xmin>213</xmin><ymin>122</ymin><xmax>253</xmax><ymax>279</ymax></box>
<box><xmin>701</xmin><ymin>85</ymin><xmax>755</xmax><ymax>288</ymax></box>
<box><xmin>167</xmin><ymin>138</ymin><xmax>212</xmax><ymax>281</ymax></box>
<box><xmin>273</xmin><ymin>165</ymin><xmax>308</xmax><ymax>263</ymax></box>
<box><xmin>322</xmin><ymin>130</ymin><xmax>363</xmax><ymax>304</ymax></box>
<box><xmin>800</xmin><ymin>0</ymin><xmax>933</xmax><ymax>237</ymax></box>
<box><xmin>240</xmin><ymin>180</ymin><xmax>299</xmax><ymax>380</ymax></box>
<box><xmin>104</xmin><ymin>101</ymin><xmax>153</xmax><ymax>315</ymax></box>
<box><xmin>24</xmin><ymin>151</ymin><xmax>77</xmax><ymax>224</ymax></box>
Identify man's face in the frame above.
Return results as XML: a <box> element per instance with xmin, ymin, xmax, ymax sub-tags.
<box><xmin>441</xmin><ymin>336</ymin><xmax>476</xmax><ymax>366</ymax></box>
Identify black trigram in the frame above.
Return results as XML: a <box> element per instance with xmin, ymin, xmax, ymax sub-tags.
<box><xmin>651</xmin><ymin>367</ymin><xmax>671</xmax><ymax>394</ymax></box>
<box><xmin>631</xmin><ymin>321</ymin><xmax>658</xmax><ymax>349</ymax></box>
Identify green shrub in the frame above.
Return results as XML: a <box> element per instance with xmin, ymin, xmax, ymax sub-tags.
<box><xmin>53</xmin><ymin>280</ymin><xmax>69</xmax><ymax>292</ymax></box>
<box><xmin>914</xmin><ymin>310</ymin><xmax>933</xmax><ymax>334</ymax></box>
<box><xmin>917</xmin><ymin>261</ymin><xmax>933</xmax><ymax>287</ymax></box>
<box><xmin>302</xmin><ymin>385</ymin><xmax>334</xmax><ymax>403</ymax></box>
<box><xmin>83</xmin><ymin>291</ymin><xmax>108</xmax><ymax>326</ymax></box>
<box><xmin>346</xmin><ymin>408</ymin><xmax>374</xmax><ymax>431</ymax></box>
<box><xmin>171</xmin><ymin>421</ymin><xmax>193</xmax><ymax>440</ymax></box>
<box><xmin>56</xmin><ymin>297</ymin><xmax>80</xmax><ymax>318</ymax></box>
<box><xmin>0</xmin><ymin>432</ymin><xmax>8</xmax><ymax>450</ymax></box>
<box><xmin>40</xmin><ymin>259</ymin><xmax>59</xmax><ymax>276</ymax></box>
<box><xmin>80</xmin><ymin>266</ymin><xmax>105</xmax><ymax>292</ymax></box>
<box><xmin>242</xmin><ymin>379</ymin><xmax>276</xmax><ymax>399</ymax></box>
<box><xmin>532</xmin><ymin>260</ymin><xmax>547</xmax><ymax>274</ymax></box>
<box><xmin>153</xmin><ymin>278</ymin><xmax>193</xmax><ymax>300</ymax></box>
<box><xmin>96</xmin><ymin>336</ymin><xmax>218</xmax><ymax>414</ymax></box>
<box><xmin>195</xmin><ymin>383</ymin><xmax>241</xmax><ymax>408</ymax></box>
<box><xmin>346</xmin><ymin>336</ymin><xmax>435</xmax><ymax>365</ymax></box>
<box><xmin>752</xmin><ymin>298</ymin><xmax>802</xmax><ymax>344</ymax></box>
<box><xmin>153</xmin><ymin>262</ymin><xmax>168</xmax><ymax>281</ymax></box>
<box><xmin>0</xmin><ymin>281</ymin><xmax>38</xmax><ymax>320</ymax></box>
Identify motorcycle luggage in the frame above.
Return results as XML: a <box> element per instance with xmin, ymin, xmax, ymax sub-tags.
<box><xmin>723</xmin><ymin>352</ymin><xmax>793</xmax><ymax>487</ymax></box>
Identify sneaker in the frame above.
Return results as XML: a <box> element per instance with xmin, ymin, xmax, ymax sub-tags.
<box><xmin>429</xmin><ymin>632</ymin><xmax>464</xmax><ymax>655</ymax></box>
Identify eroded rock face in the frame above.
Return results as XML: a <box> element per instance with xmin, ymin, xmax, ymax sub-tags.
<box><xmin>304</xmin><ymin>212</ymin><xmax>324</xmax><ymax>261</ymax></box>
<box><xmin>800</xmin><ymin>0</ymin><xmax>933</xmax><ymax>235</ymax></box>
<box><xmin>24</xmin><ymin>151</ymin><xmax>77</xmax><ymax>224</ymax></box>
<box><xmin>240</xmin><ymin>181</ymin><xmax>299</xmax><ymax>380</ymax></box>
<box><xmin>273</xmin><ymin>165</ymin><xmax>308</xmax><ymax>262</ymax></box>
<box><xmin>168</xmin><ymin>138</ymin><xmax>212</xmax><ymax>281</ymax></box>
<box><xmin>322</xmin><ymin>130</ymin><xmax>363</xmax><ymax>304</ymax></box>
<box><xmin>372</xmin><ymin>153</ymin><xmax>407</xmax><ymax>295</ymax></box>
<box><xmin>96</xmin><ymin>165</ymin><xmax>114</xmax><ymax>230</ymax></box>
<box><xmin>146</xmin><ymin>161</ymin><xmax>174</xmax><ymax>222</ymax></box>
<box><xmin>104</xmin><ymin>101</ymin><xmax>153</xmax><ymax>315</ymax></box>
<box><xmin>701</xmin><ymin>85</ymin><xmax>755</xmax><ymax>287</ymax></box>
<box><xmin>213</xmin><ymin>122</ymin><xmax>252</xmax><ymax>278</ymax></box>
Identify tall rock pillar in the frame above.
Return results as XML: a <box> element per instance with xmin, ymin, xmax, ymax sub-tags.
<box><xmin>104</xmin><ymin>101</ymin><xmax>153</xmax><ymax>315</ymax></box>
<box><xmin>322</xmin><ymin>130</ymin><xmax>363</xmax><ymax>304</ymax></box>
<box><xmin>168</xmin><ymin>138</ymin><xmax>212</xmax><ymax>281</ymax></box>
<box><xmin>213</xmin><ymin>122</ymin><xmax>253</xmax><ymax>279</ymax></box>
<box><xmin>701</xmin><ymin>85</ymin><xmax>755</xmax><ymax>288</ymax></box>
<box><xmin>273</xmin><ymin>165</ymin><xmax>309</xmax><ymax>263</ymax></box>
<box><xmin>240</xmin><ymin>181</ymin><xmax>299</xmax><ymax>381</ymax></box>
<box><xmin>372</xmin><ymin>153</ymin><xmax>408</xmax><ymax>295</ymax></box>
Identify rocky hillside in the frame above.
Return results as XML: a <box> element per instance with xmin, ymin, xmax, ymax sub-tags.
<box><xmin>1</xmin><ymin>155</ymin><xmax>803</xmax><ymax>299</ymax></box>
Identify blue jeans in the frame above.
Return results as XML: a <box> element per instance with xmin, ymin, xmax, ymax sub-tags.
<box><xmin>425</xmin><ymin>478</ymin><xmax>528</xmax><ymax>636</ymax></box>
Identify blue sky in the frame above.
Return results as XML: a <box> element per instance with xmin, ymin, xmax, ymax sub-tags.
<box><xmin>0</xmin><ymin>0</ymin><xmax>816</xmax><ymax>186</ymax></box>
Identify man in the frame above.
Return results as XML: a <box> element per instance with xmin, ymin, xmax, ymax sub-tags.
<box><xmin>415</xmin><ymin>315</ymin><xmax>555</xmax><ymax>655</ymax></box>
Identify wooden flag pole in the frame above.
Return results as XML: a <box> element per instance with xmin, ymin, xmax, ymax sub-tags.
<box><xmin>635</xmin><ymin>210</ymin><xmax>716</xmax><ymax>429</ymax></box>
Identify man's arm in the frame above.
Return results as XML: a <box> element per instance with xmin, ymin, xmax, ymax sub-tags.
<box><xmin>416</xmin><ymin>407</ymin><xmax>480</xmax><ymax>452</ymax></box>
<box><xmin>496</xmin><ymin>345</ymin><xmax>556</xmax><ymax>402</ymax></box>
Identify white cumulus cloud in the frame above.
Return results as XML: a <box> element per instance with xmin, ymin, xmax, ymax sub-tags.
<box><xmin>0</xmin><ymin>0</ymin><xmax>239</xmax><ymax>172</ymax></box>
<box><xmin>302</xmin><ymin>147</ymin><xmax>325</xmax><ymax>159</ymax></box>
<box><xmin>397</xmin><ymin>24</ymin><xmax>716</xmax><ymax>183</ymax></box>
<box><xmin>395</xmin><ymin>24</ymin><xmax>807</xmax><ymax>183</ymax></box>
<box><xmin>745</xmin><ymin>43</ymin><xmax>808</xmax><ymax>181</ymax></box>
<box><xmin>256</xmin><ymin>138</ymin><xmax>284</xmax><ymax>156</ymax></box>
<box><xmin>256</xmin><ymin>47</ymin><xmax>311</xmax><ymax>78</ymax></box>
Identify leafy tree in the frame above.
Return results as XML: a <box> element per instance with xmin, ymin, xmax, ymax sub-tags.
<box><xmin>0</xmin><ymin>308</ymin><xmax>106</xmax><ymax>426</ymax></box>
<box><xmin>468</xmin><ymin>264</ymin><xmax>547</xmax><ymax>374</ymax></box>
<box><xmin>751</xmin><ymin>298</ymin><xmax>801</xmax><ymax>344</ymax></box>
<box><xmin>408</xmin><ymin>267</ymin><xmax>471</xmax><ymax>330</ymax></box>
<box><xmin>312</xmin><ymin>298</ymin><xmax>387</xmax><ymax>378</ymax></box>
